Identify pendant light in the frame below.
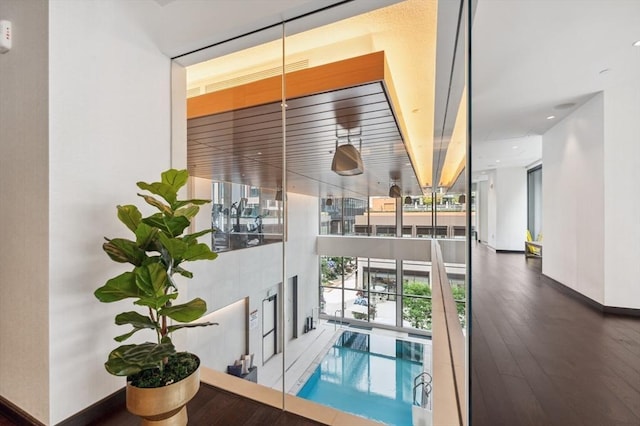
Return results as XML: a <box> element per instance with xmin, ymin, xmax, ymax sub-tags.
<box><xmin>331</xmin><ymin>137</ymin><xmax>364</xmax><ymax>176</ymax></box>
<box><xmin>404</xmin><ymin>196</ymin><xmax>412</xmax><ymax>205</ymax></box>
<box><xmin>389</xmin><ymin>182</ymin><xmax>401</xmax><ymax>198</ymax></box>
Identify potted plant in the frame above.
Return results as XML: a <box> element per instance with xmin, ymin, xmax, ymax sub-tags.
<box><xmin>94</xmin><ymin>169</ymin><xmax>218</xmax><ymax>425</ymax></box>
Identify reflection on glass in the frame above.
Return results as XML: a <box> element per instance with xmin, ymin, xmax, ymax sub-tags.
<box><xmin>320</xmin><ymin>198</ymin><xmax>367</xmax><ymax>235</ymax></box>
<box><xmin>210</xmin><ymin>181</ymin><xmax>283</xmax><ymax>252</ymax></box>
<box><xmin>449</xmin><ymin>274</ymin><xmax>466</xmax><ymax>329</ymax></box>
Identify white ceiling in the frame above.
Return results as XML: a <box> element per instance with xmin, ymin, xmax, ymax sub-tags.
<box><xmin>141</xmin><ymin>0</ymin><xmax>344</xmax><ymax>58</ymax></box>
<box><xmin>471</xmin><ymin>0</ymin><xmax>640</xmax><ymax>178</ymax></box>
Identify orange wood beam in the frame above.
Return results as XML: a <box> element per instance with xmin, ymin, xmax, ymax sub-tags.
<box><xmin>187</xmin><ymin>51</ymin><xmax>386</xmax><ymax>119</ymax></box>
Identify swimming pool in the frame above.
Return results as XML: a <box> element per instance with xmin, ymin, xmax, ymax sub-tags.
<box><xmin>296</xmin><ymin>330</ymin><xmax>426</xmax><ymax>426</ymax></box>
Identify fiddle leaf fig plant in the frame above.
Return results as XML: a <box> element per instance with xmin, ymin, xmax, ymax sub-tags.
<box><xmin>95</xmin><ymin>169</ymin><xmax>218</xmax><ymax>379</ymax></box>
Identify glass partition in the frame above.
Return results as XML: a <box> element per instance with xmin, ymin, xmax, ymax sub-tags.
<box><xmin>179</xmin><ymin>0</ymin><xmax>469</xmax><ymax>423</ymax></box>
<box><xmin>183</xmin><ymin>21</ymin><xmax>287</xmax><ymax>409</ymax></box>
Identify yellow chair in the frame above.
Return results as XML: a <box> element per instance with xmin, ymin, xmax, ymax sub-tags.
<box><xmin>525</xmin><ymin>230</ymin><xmax>542</xmax><ymax>257</ymax></box>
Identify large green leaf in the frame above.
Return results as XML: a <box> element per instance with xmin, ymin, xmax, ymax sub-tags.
<box><xmin>95</xmin><ymin>272</ymin><xmax>141</xmax><ymax>302</ymax></box>
<box><xmin>175</xmin><ymin>205</ymin><xmax>199</xmax><ymax>219</ymax></box>
<box><xmin>157</xmin><ymin>232</ymin><xmax>187</xmax><ymax>260</ymax></box>
<box><xmin>142</xmin><ymin>214</ymin><xmax>190</xmax><ymax>237</ymax></box>
<box><xmin>115</xmin><ymin>311</ymin><xmax>157</xmax><ymax>328</ymax></box>
<box><xmin>183</xmin><ymin>229</ymin><xmax>214</xmax><ymax>245</ymax></box>
<box><xmin>117</xmin><ymin>205</ymin><xmax>142</xmax><ymax>233</ymax></box>
<box><xmin>135</xmin><ymin>293</ymin><xmax>177</xmax><ymax>310</ymax></box>
<box><xmin>103</xmin><ymin>238</ymin><xmax>145</xmax><ymax>265</ymax></box>
<box><xmin>161</xmin><ymin>169</ymin><xmax>189</xmax><ymax>191</ymax></box>
<box><xmin>137</xmin><ymin>193</ymin><xmax>172</xmax><ymax>215</ymax></box>
<box><xmin>172</xmin><ymin>199</ymin><xmax>211</xmax><ymax>210</ymax></box>
<box><xmin>135</xmin><ymin>222</ymin><xmax>157</xmax><ymax>249</ymax></box>
<box><xmin>159</xmin><ymin>298</ymin><xmax>207</xmax><ymax>323</ymax></box>
<box><xmin>167</xmin><ymin>321</ymin><xmax>218</xmax><ymax>333</ymax></box>
<box><xmin>102</xmin><ymin>241</ymin><xmax>131</xmax><ymax>264</ymax></box>
<box><xmin>137</xmin><ymin>181</ymin><xmax>177</xmax><ymax>205</ymax></box>
<box><xmin>113</xmin><ymin>311</ymin><xmax>159</xmax><ymax>342</ymax></box>
<box><xmin>134</xmin><ymin>263</ymin><xmax>168</xmax><ymax>296</ymax></box>
<box><xmin>172</xmin><ymin>265</ymin><xmax>193</xmax><ymax>279</ymax></box>
<box><xmin>104</xmin><ymin>342</ymin><xmax>175</xmax><ymax>376</ymax></box>
<box><xmin>183</xmin><ymin>243</ymin><xmax>217</xmax><ymax>262</ymax></box>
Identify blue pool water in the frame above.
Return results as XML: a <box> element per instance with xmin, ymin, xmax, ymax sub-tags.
<box><xmin>297</xmin><ymin>331</ymin><xmax>425</xmax><ymax>426</ymax></box>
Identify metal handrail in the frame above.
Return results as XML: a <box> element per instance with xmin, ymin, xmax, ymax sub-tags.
<box><xmin>413</xmin><ymin>372</ymin><xmax>433</xmax><ymax>409</ymax></box>
<box><xmin>414</xmin><ymin>371</ymin><xmax>432</xmax><ymax>387</ymax></box>
<box><xmin>333</xmin><ymin>309</ymin><xmax>343</xmax><ymax>330</ymax></box>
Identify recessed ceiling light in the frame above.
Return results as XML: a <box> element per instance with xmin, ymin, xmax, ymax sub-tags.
<box><xmin>257</xmin><ymin>151</ymin><xmax>262</xmax><ymax>155</ymax></box>
<box><xmin>633</xmin><ymin>40</ymin><xmax>640</xmax><ymax>47</ymax></box>
<box><xmin>512</xmin><ymin>145</ymin><xmax>518</xmax><ymax>149</ymax></box>
<box><xmin>496</xmin><ymin>159</ymin><xmax>501</xmax><ymax>163</ymax></box>
<box><xmin>546</xmin><ymin>115</ymin><xmax>556</xmax><ymax>120</ymax></box>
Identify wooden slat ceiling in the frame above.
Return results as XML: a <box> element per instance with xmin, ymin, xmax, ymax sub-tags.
<box><xmin>187</xmin><ymin>55</ymin><xmax>421</xmax><ymax>199</ymax></box>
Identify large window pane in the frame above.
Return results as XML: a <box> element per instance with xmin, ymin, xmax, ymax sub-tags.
<box><xmin>402</xmin><ymin>260</ymin><xmax>432</xmax><ymax>330</ymax></box>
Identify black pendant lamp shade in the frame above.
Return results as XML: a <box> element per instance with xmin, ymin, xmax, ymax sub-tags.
<box><xmin>389</xmin><ymin>184</ymin><xmax>402</xmax><ymax>198</ymax></box>
<box><xmin>326</xmin><ymin>198</ymin><xmax>333</xmax><ymax>206</ymax></box>
<box><xmin>404</xmin><ymin>196</ymin><xmax>412</xmax><ymax>205</ymax></box>
<box><xmin>331</xmin><ymin>138</ymin><xmax>364</xmax><ymax>176</ymax></box>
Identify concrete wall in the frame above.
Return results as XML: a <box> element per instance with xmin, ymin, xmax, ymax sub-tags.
<box><xmin>0</xmin><ymin>0</ymin><xmax>50</xmax><ymax>423</ymax></box>
<box><xmin>542</xmin><ymin>93</ymin><xmax>605</xmax><ymax>304</ymax></box>
<box><xmin>48</xmin><ymin>1</ymin><xmax>172</xmax><ymax>423</ymax></box>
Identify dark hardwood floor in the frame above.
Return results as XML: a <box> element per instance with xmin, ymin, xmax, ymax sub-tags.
<box><xmin>0</xmin><ymin>385</ymin><xmax>324</xmax><ymax>426</ymax></box>
<box><xmin>471</xmin><ymin>243</ymin><xmax>640</xmax><ymax>426</ymax></box>
<box><xmin>92</xmin><ymin>384</ymin><xmax>324</xmax><ymax>426</ymax></box>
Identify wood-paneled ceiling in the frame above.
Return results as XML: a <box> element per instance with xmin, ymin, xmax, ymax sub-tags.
<box><xmin>187</xmin><ymin>52</ymin><xmax>421</xmax><ymax>198</ymax></box>
<box><xmin>188</xmin><ymin>81</ymin><xmax>419</xmax><ymax>198</ymax></box>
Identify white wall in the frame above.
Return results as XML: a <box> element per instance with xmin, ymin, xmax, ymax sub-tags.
<box><xmin>48</xmin><ymin>1</ymin><xmax>172</xmax><ymax>423</ymax></box>
<box><xmin>494</xmin><ymin>167</ymin><xmax>527</xmax><ymax>251</ymax></box>
<box><xmin>483</xmin><ymin>167</ymin><xmax>527</xmax><ymax>251</ymax></box>
<box><xmin>284</xmin><ymin>193</ymin><xmax>321</xmax><ymax>340</ymax></box>
<box><xmin>542</xmin><ymin>93</ymin><xmax>605</xmax><ymax>304</ymax></box>
<box><xmin>0</xmin><ymin>0</ymin><xmax>50</xmax><ymax>423</ymax></box>
<box><xmin>603</xmin><ymin>52</ymin><xmax>640</xmax><ymax>309</ymax></box>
